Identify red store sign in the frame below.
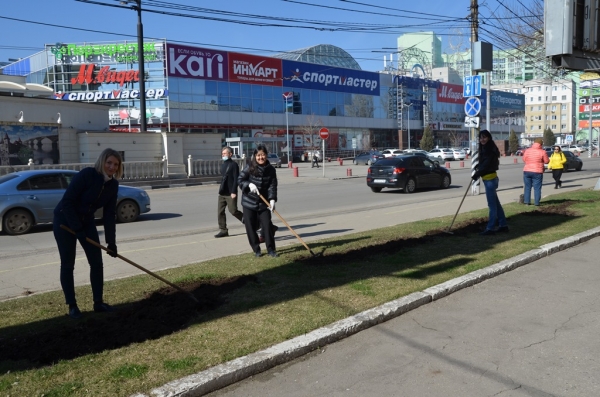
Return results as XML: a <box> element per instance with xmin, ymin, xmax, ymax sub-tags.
<box><xmin>71</xmin><ymin>64</ymin><xmax>140</xmax><ymax>87</ymax></box>
<box><xmin>436</xmin><ymin>82</ymin><xmax>466</xmax><ymax>104</ymax></box>
<box><xmin>228</xmin><ymin>52</ymin><xmax>282</xmax><ymax>86</ymax></box>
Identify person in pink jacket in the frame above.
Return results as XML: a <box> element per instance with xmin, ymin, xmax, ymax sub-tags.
<box><xmin>522</xmin><ymin>138</ymin><xmax>549</xmax><ymax>206</ymax></box>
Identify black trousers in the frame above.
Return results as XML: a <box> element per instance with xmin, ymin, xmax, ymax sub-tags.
<box><xmin>551</xmin><ymin>169</ymin><xmax>563</xmax><ymax>187</ymax></box>
<box><xmin>243</xmin><ymin>207</ymin><xmax>275</xmax><ymax>253</ymax></box>
<box><xmin>217</xmin><ymin>194</ymin><xmax>243</xmax><ymax>232</ymax></box>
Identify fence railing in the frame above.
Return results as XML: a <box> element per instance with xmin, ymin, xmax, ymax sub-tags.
<box><xmin>187</xmin><ymin>156</ymin><xmax>246</xmax><ymax>177</ymax></box>
<box><xmin>0</xmin><ymin>158</ymin><xmax>169</xmax><ymax>180</ymax></box>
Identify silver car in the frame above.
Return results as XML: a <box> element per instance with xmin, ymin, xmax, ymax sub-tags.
<box><xmin>268</xmin><ymin>153</ymin><xmax>282</xmax><ymax>168</ymax></box>
<box><xmin>0</xmin><ymin>169</ymin><xmax>151</xmax><ymax>235</ymax></box>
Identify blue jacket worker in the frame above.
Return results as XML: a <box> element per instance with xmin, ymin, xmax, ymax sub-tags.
<box><xmin>53</xmin><ymin>148</ymin><xmax>122</xmax><ymax>319</ymax></box>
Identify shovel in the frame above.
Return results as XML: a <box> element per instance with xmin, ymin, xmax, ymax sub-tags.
<box><xmin>444</xmin><ymin>180</ymin><xmax>473</xmax><ymax>235</ymax></box>
<box><xmin>60</xmin><ymin>224</ymin><xmax>199</xmax><ymax>304</ymax></box>
<box><xmin>257</xmin><ymin>194</ymin><xmax>319</xmax><ymax>257</ymax></box>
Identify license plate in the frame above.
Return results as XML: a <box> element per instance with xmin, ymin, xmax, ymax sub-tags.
<box><xmin>374</xmin><ymin>179</ymin><xmax>386</xmax><ymax>183</ymax></box>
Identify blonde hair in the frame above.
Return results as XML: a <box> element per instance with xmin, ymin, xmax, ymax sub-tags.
<box><xmin>94</xmin><ymin>148</ymin><xmax>124</xmax><ymax>179</ymax></box>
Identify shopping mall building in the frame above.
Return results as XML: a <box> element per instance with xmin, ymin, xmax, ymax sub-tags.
<box><xmin>0</xmin><ymin>39</ymin><xmax>525</xmax><ymax>166</ymax></box>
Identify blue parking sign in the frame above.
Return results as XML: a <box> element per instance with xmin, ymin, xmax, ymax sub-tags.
<box><xmin>463</xmin><ymin>76</ymin><xmax>472</xmax><ymax>97</ymax></box>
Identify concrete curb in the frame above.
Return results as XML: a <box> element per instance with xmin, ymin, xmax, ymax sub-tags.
<box><xmin>135</xmin><ymin>226</ymin><xmax>600</xmax><ymax>397</ymax></box>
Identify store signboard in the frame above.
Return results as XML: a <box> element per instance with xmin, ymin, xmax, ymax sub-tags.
<box><xmin>48</xmin><ymin>42</ymin><xmax>163</xmax><ymax>65</ymax></box>
<box><xmin>228</xmin><ymin>52</ymin><xmax>282</xmax><ymax>86</ymax></box>
<box><xmin>579</xmin><ymin>103</ymin><xmax>600</xmax><ymax>112</ymax></box>
<box><xmin>490</xmin><ymin>90</ymin><xmax>523</xmax><ymax>110</ymax></box>
<box><xmin>166</xmin><ymin>43</ymin><xmax>229</xmax><ymax>81</ymax></box>
<box><xmin>437</xmin><ymin>82</ymin><xmax>466</xmax><ymax>104</ymax></box>
<box><xmin>282</xmin><ymin>60</ymin><xmax>380</xmax><ymax>96</ymax></box>
<box><xmin>54</xmin><ymin>88</ymin><xmax>167</xmax><ymax>102</ymax></box>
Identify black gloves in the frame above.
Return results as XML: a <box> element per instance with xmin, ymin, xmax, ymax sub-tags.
<box><xmin>471</xmin><ymin>171</ymin><xmax>481</xmax><ymax>180</ymax></box>
<box><xmin>107</xmin><ymin>243</ymin><xmax>118</xmax><ymax>258</ymax></box>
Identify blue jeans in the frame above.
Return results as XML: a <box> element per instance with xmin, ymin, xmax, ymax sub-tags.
<box><xmin>482</xmin><ymin>177</ymin><xmax>507</xmax><ymax>231</ymax></box>
<box><xmin>53</xmin><ymin>211</ymin><xmax>105</xmax><ymax>306</ymax></box>
<box><xmin>523</xmin><ymin>172</ymin><xmax>543</xmax><ymax>205</ymax></box>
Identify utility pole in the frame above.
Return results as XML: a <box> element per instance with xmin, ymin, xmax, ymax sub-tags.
<box><xmin>470</xmin><ymin>0</ymin><xmax>480</xmax><ymax>195</ymax></box>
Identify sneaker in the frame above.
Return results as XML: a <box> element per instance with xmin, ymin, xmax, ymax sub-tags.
<box><xmin>255</xmin><ymin>250</ymin><xmax>262</xmax><ymax>257</ymax></box>
<box><xmin>267</xmin><ymin>251</ymin><xmax>278</xmax><ymax>258</ymax></box>
<box><xmin>93</xmin><ymin>302</ymin><xmax>115</xmax><ymax>313</ymax></box>
<box><xmin>214</xmin><ymin>231</ymin><xmax>229</xmax><ymax>238</ymax></box>
<box><xmin>479</xmin><ymin>229</ymin><xmax>496</xmax><ymax>236</ymax></box>
<box><xmin>497</xmin><ymin>226</ymin><xmax>509</xmax><ymax>233</ymax></box>
<box><xmin>68</xmin><ymin>305</ymin><xmax>82</xmax><ymax>319</ymax></box>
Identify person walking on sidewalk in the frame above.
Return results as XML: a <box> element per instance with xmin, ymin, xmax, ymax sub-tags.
<box><xmin>238</xmin><ymin>144</ymin><xmax>279</xmax><ymax>258</ymax></box>
<box><xmin>311</xmin><ymin>150</ymin><xmax>320</xmax><ymax>168</ymax></box>
<box><xmin>472</xmin><ymin>130</ymin><xmax>508</xmax><ymax>236</ymax></box>
<box><xmin>548</xmin><ymin>145</ymin><xmax>567</xmax><ymax>189</ymax></box>
<box><xmin>522</xmin><ymin>138</ymin><xmax>549</xmax><ymax>206</ymax></box>
<box><xmin>215</xmin><ymin>146</ymin><xmax>244</xmax><ymax>238</ymax></box>
<box><xmin>53</xmin><ymin>148</ymin><xmax>121</xmax><ymax>319</ymax></box>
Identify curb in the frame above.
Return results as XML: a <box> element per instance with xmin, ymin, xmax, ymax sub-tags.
<box><xmin>135</xmin><ymin>226</ymin><xmax>600</xmax><ymax>397</ymax></box>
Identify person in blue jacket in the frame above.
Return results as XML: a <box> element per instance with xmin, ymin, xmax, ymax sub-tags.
<box><xmin>53</xmin><ymin>148</ymin><xmax>122</xmax><ymax>319</ymax></box>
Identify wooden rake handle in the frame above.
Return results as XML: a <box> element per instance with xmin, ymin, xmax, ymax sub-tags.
<box><xmin>257</xmin><ymin>193</ymin><xmax>316</xmax><ymax>256</ymax></box>
<box><xmin>60</xmin><ymin>224</ymin><xmax>199</xmax><ymax>304</ymax></box>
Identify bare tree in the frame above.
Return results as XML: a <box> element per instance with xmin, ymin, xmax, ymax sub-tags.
<box><xmin>447</xmin><ymin>130</ymin><xmax>467</xmax><ymax>148</ymax></box>
<box><xmin>345</xmin><ymin>95</ymin><xmax>374</xmax><ymax>118</ymax></box>
<box><xmin>299</xmin><ymin>114</ymin><xmax>324</xmax><ymax>154</ymax></box>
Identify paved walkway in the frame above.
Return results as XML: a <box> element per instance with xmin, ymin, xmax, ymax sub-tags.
<box><xmin>137</xmin><ymin>227</ymin><xmax>600</xmax><ymax>396</ymax></box>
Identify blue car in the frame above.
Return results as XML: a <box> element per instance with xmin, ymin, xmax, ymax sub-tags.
<box><xmin>0</xmin><ymin>169</ymin><xmax>151</xmax><ymax>235</ymax></box>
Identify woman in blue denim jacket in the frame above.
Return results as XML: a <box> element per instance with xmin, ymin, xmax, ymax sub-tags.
<box><xmin>53</xmin><ymin>148</ymin><xmax>122</xmax><ymax>319</ymax></box>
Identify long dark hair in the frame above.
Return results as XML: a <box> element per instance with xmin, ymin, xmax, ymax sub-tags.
<box><xmin>248</xmin><ymin>144</ymin><xmax>269</xmax><ymax>175</ymax></box>
<box><xmin>478</xmin><ymin>130</ymin><xmax>500</xmax><ymax>158</ymax></box>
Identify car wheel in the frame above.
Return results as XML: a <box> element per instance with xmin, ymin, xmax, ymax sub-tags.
<box><xmin>3</xmin><ymin>209</ymin><xmax>33</xmax><ymax>235</ymax></box>
<box><xmin>576</xmin><ymin>164</ymin><xmax>582</xmax><ymax>171</ymax></box>
<box><xmin>404</xmin><ymin>177</ymin><xmax>416</xmax><ymax>194</ymax></box>
<box><xmin>367</xmin><ymin>159</ymin><xmax>373</xmax><ymax>166</ymax></box>
<box><xmin>116</xmin><ymin>200</ymin><xmax>139</xmax><ymax>223</ymax></box>
<box><xmin>441</xmin><ymin>175</ymin><xmax>451</xmax><ymax>189</ymax></box>
<box><xmin>371</xmin><ymin>187</ymin><xmax>382</xmax><ymax>193</ymax></box>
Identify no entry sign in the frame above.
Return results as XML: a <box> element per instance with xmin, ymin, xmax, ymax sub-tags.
<box><xmin>319</xmin><ymin>127</ymin><xmax>329</xmax><ymax>139</ymax></box>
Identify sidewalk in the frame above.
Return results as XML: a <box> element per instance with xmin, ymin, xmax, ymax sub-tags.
<box><xmin>138</xmin><ymin>227</ymin><xmax>600</xmax><ymax>397</ymax></box>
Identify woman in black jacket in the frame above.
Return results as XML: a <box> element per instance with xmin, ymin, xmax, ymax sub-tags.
<box><xmin>472</xmin><ymin>130</ymin><xmax>508</xmax><ymax>236</ymax></box>
<box><xmin>53</xmin><ymin>148</ymin><xmax>122</xmax><ymax>319</ymax></box>
<box><xmin>238</xmin><ymin>145</ymin><xmax>278</xmax><ymax>257</ymax></box>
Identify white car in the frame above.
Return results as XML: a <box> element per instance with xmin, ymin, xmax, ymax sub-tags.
<box><xmin>428</xmin><ymin>148</ymin><xmax>454</xmax><ymax>161</ymax></box>
<box><xmin>450</xmin><ymin>148</ymin><xmax>466</xmax><ymax>160</ymax></box>
<box><xmin>381</xmin><ymin>149</ymin><xmax>405</xmax><ymax>158</ymax></box>
<box><xmin>568</xmin><ymin>145</ymin><xmax>586</xmax><ymax>154</ymax></box>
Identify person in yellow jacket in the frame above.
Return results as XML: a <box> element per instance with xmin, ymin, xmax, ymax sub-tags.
<box><xmin>548</xmin><ymin>145</ymin><xmax>567</xmax><ymax>189</ymax></box>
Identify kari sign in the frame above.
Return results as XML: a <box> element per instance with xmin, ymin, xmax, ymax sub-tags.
<box><xmin>166</xmin><ymin>43</ymin><xmax>228</xmax><ymax>81</ymax></box>
<box><xmin>282</xmin><ymin>60</ymin><xmax>379</xmax><ymax>96</ymax></box>
<box><xmin>228</xmin><ymin>52</ymin><xmax>282</xmax><ymax>86</ymax></box>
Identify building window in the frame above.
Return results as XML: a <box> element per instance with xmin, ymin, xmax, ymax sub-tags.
<box><xmin>552</xmin><ymin>96</ymin><xmax>557</xmax><ymax>101</ymax></box>
<box><xmin>561</xmin><ymin>95</ymin><xmax>567</xmax><ymax>100</ymax></box>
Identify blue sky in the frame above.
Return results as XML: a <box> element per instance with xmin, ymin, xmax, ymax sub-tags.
<box><xmin>0</xmin><ymin>0</ymin><xmax>534</xmax><ymax>72</ymax></box>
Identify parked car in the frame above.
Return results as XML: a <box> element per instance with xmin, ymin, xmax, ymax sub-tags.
<box><xmin>267</xmin><ymin>153</ymin><xmax>282</xmax><ymax>168</ymax></box>
<box><xmin>0</xmin><ymin>170</ymin><xmax>151</xmax><ymax>235</ymax></box>
<box><xmin>428</xmin><ymin>148</ymin><xmax>455</xmax><ymax>161</ymax></box>
<box><xmin>450</xmin><ymin>148</ymin><xmax>466</xmax><ymax>160</ymax></box>
<box><xmin>353</xmin><ymin>151</ymin><xmax>383</xmax><ymax>165</ymax></box>
<box><xmin>366</xmin><ymin>155</ymin><xmax>451</xmax><ymax>193</ymax></box>
<box><xmin>381</xmin><ymin>149</ymin><xmax>405</xmax><ymax>158</ymax></box>
<box><xmin>544</xmin><ymin>149</ymin><xmax>583</xmax><ymax>172</ymax></box>
<box><xmin>403</xmin><ymin>151</ymin><xmax>440</xmax><ymax>165</ymax></box>
<box><xmin>568</xmin><ymin>145</ymin><xmax>586</xmax><ymax>154</ymax></box>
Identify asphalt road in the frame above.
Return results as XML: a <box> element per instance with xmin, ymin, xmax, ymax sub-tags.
<box><xmin>1</xmin><ymin>157</ymin><xmax>599</xmax><ymax>301</ymax></box>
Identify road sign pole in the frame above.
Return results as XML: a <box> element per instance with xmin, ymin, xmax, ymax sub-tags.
<box><xmin>322</xmin><ymin>138</ymin><xmax>325</xmax><ymax>177</ymax></box>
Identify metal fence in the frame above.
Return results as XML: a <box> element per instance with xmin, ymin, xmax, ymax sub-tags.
<box><xmin>186</xmin><ymin>156</ymin><xmax>246</xmax><ymax>177</ymax></box>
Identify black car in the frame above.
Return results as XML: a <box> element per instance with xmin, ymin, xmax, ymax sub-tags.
<box><xmin>407</xmin><ymin>151</ymin><xmax>440</xmax><ymax>165</ymax></box>
<box><xmin>366</xmin><ymin>155</ymin><xmax>452</xmax><ymax>193</ymax></box>
<box><xmin>353</xmin><ymin>151</ymin><xmax>383</xmax><ymax>165</ymax></box>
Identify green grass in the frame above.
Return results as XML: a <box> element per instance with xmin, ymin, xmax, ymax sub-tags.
<box><xmin>1</xmin><ymin>189</ymin><xmax>599</xmax><ymax>396</ymax></box>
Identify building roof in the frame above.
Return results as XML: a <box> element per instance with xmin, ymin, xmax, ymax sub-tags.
<box><xmin>272</xmin><ymin>44</ymin><xmax>361</xmax><ymax>70</ymax></box>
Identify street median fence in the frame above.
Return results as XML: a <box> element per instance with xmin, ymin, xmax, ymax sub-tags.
<box><xmin>0</xmin><ymin>159</ymin><xmax>168</xmax><ymax>180</ymax></box>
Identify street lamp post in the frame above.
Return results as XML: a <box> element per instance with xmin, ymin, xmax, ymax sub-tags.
<box><xmin>122</xmin><ymin>0</ymin><xmax>146</xmax><ymax>132</ymax></box>
<box><xmin>505</xmin><ymin>111</ymin><xmax>513</xmax><ymax>141</ymax></box>
<box><xmin>402</xmin><ymin>102</ymin><xmax>413</xmax><ymax>150</ymax></box>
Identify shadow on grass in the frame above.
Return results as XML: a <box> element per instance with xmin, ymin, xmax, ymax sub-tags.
<box><xmin>0</xmin><ymin>199</ymin><xmax>586</xmax><ymax>371</ymax></box>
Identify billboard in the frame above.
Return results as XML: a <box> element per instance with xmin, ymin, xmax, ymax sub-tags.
<box><xmin>282</xmin><ymin>60</ymin><xmax>380</xmax><ymax>96</ymax></box>
<box><xmin>228</xmin><ymin>52</ymin><xmax>282</xmax><ymax>86</ymax></box>
<box><xmin>166</xmin><ymin>43</ymin><xmax>229</xmax><ymax>81</ymax></box>
<box><xmin>489</xmin><ymin>90</ymin><xmax>524</xmax><ymax>110</ymax></box>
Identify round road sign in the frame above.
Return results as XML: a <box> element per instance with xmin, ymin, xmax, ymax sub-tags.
<box><xmin>319</xmin><ymin>127</ymin><xmax>329</xmax><ymax>139</ymax></box>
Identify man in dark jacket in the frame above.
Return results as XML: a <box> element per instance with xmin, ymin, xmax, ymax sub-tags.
<box><xmin>215</xmin><ymin>147</ymin><xmax>244</xmax><ymax>238</ymax></box>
